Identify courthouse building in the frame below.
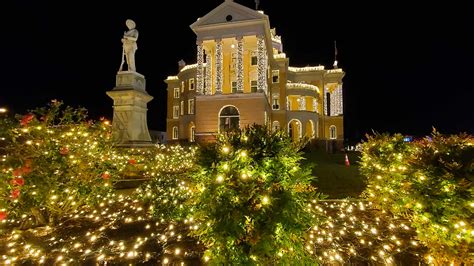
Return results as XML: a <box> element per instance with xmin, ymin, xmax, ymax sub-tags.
<box><xmin>165</xmin><ymin>0</ymin><xmax>344</xmax><ymax>148</ymax></box>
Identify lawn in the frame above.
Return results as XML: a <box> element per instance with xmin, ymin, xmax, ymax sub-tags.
<box><xmin>303</xmin><ymin>149</ymin><xmax>365</xmax><ymax>198</ymax></box>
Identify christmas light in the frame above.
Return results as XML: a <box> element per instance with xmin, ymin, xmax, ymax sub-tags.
<box><xmin>196</xmin><ymin>41</ymin><xmax>204</xmax><ymax>94</ymax></box>
<box><xmin>215</xmin><ymin>39</ymin><xmax>223</xmax><ymax>94</ymax></box>
<box><xmin>286</xmin><ymin>83</ymin><xmax>320</xmax><ymax>93</ymax></box>
<box><xmin>288</xmin><ymin>66</ymin><xmax>325</xmax><ymax>72</ymax></box>
<box><xmin>237</xmin><ymin>37</ymin><xmax>244</xmax><ymax>92</ymax></box>
<box><xmin>257</xmin><ymin>35</ymin><xmax>267</xmax><ymax>93</ymax></box>
<box><xmin>205</xmin><ymin>52</ymin><xmax>212</xmax><ymax>95</ymax></box>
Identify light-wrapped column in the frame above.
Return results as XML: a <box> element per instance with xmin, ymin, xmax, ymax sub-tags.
<box><xmin>196</xmin><ymin>41</ymin><xmax>204</xmax><ymax>94</ymax></box>
<box><xmin>312</xmin><ymin>98</ymin><xmax>318</xmax><ymax>113</ymax></box>
<box><xmin>205</xmin><ymin>52</ymin><xmax>212</xmax><ymax>95</ymax></box>
<box><xmin>237</xmin><ymin>37</ymin><xmax>244</xmax><ymax>93</ymax></box>
<box><xmin>215</xmin><ymin>39</ymin><xmax>223</xmax><ymax>94</ymax></box>
<box><xmin>257</xmin><ymin>35</ymin><xmax>267</xmax><ymax>93</ymax></box>
<box><xmin>336</xmin><ymin>85</ymin><xmax>343</xmax><ymax>115</ymax></box>
<box><xmin>324</xmin><ymin>87</ymin><xmax>328</xmax><ymax>116</ymax></box>
<box><xmin>330</xmin><ymin>90</ymin><xmax>337</xmax><ymax>116</ymax></box>
<box><xmin>299</xmin><ymin>96</ymin><xmax>306</xmax><ymax>111</ymax></box>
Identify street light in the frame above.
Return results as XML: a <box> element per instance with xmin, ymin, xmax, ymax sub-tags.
<box><xmin>0</xmin><ymin>107</ymin><xmax>7</xmax><ymax>113</ymax></box>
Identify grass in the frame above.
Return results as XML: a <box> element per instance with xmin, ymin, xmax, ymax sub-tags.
<box><xmin>113</xmin><ymin>148</ymin><xmax>366</xmax><ymax>199</ymax></box>
<box><xmin>303</xmin><ymin>149</ymin><xmax>365</xmax><ymax>199</ymax></box>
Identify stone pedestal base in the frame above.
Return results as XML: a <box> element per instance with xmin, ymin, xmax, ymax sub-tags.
<box><xmin>107</xmin><ymin>71</ymin><xmax>153</xmax><ymax>145</ymax></box>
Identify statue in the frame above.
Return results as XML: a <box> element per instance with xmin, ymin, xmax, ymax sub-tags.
<box><xmin>119</xmin><ymin>19</ymin><xmax>139</xmax><ymax>72</ymax></box>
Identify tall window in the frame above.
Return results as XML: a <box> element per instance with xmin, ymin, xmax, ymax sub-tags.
<box><xmin>231</xmin><ymin>52</ymin><xmax>237</xmax><ymax>70</ymax></box>
<box><xmin>272</xmin><ymin>121</ymin><xmax>280</xmax><ymax>132</ymax></box>
<box><xmin>188</xmin><ymin>99</ymin><xmax>194</xmax><ymax>114</ymax></box>
<box><xmin>189</xmin><ymin>78</ymin><xmax>195</xmax><ymax>90</ymax></box>
<box><xmin>231</xmin><ymin>81</ymin><xmax>237</xmax><ymax>93</ymax></box>
<box><xmin>272</xmin><ymin>70</ymin><xmax>279</xmax><ymax>83</ymax></box>
<box><xmin>251</xmin><ymin>51</ymin><xmax>257</xmax><ymax>65</ymax></box>
<box><xmin>173</xmin><ymin>106</ymin><xmax>179</xmax><ymax>119</ymax></box>
<box><xmin>250</xmin><ymin>70</ymin><xmax>257</xmax><ymax>92</ymax></box>
<box><xmin>180</xmin><ymin>101</ymin><xmax>184</xmax><ymax>115</ymax></box>
<box><xmin>190</xmin><ymin>126</ymin><xmax>195</xmax><ymax>142</ymax></box>
<box><xmin>219</xmin><ymin>106</ymin><xmax>240</xmax><ymax>132</ymax></box>
<box><xmin>330</xmin><ymin>125</ymin><xmax>337</xmax><ymax>140</ymax></box>
<box><xmin>272</xmin><ymin>94</ymin><xmax>279</xmax><ymax>110</ymax></box>
<box><xmin>326</xmin><ymin>92</ymin><xmax>331</xmax><ymax>116</ymax></box>
<box><xmin>250</xmin><ymin>81</ymin><xmax>257</xmax><ymax>92</ymax></box>
<box><xmin>172</xmin><ymin>126</ymin><xmax>178</xmax><ymax>140</ymax></box>
<box><xmin>174</xmin><ymin>88</ymin><xmax>180</xmax><ymax>98</ymax></box>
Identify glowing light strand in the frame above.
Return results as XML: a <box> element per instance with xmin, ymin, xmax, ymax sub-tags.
<box><xmin>257</xmin><ymin>35</ymin><xmax>267</xmax><ymax>93</ymax></box>
<box><xmin>196</xmin><ymin>41</ymin><xmax>204</xmax><ymax>94</ymax></box>
<box><xmin>312</xmin><ymin>98</ymin><xmax>318</xmax><ymax>113</ymax></box>
<box><xmin>236</xmin><ymin>37</ymin><xmax>244</xmax><ymax>93</ymax></box>
<box><xmin>205</xmin><ymin>52</ymin><xmax>212</xmax><ymax>95</ymax></box>
<box><xmin>215</xmin><ymin>39</ymin><xmax>223</xmax><ymax>94</ymax></box>
<box><xmin>299</xmin><ymin>96</ymin><xmax>306</xmax><ymax>111</ymax></box>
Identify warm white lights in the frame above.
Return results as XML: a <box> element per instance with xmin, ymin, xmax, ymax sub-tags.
<box><xmin>215</xmin><ymin>39</ymin><xmax>223</xmax><ymax>94</ymax></box>
<box><xmin>236</xmin><ymin>37</ymin><xmax>244</xmax><ymax>92</ymax></box>
<box><xmin>257</xmin><ymin>35</ymin><xmax>267</xmax><ymax>93</ymax></box>
<box><xmin>196</xmin><ymin>41</ymin><xmax>204</xmax><ymax>94</ymax></box>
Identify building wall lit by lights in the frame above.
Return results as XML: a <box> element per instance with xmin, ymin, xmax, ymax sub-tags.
<box><xmin>165</xmin><ymin>1</ymin><xmax>344</xmax><ymax>147</ymax></box>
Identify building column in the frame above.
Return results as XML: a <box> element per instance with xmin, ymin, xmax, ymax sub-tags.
<box><xmin>215</xmin><ymin>39</ymin><xmax>223</xmax><ymax>94</ymax></box>
<box><xmin>196</xmin><ymin>40</ymin><xmax>204</xmax><ymax>94</ymax></box>
<box><xmin>335</xmin><ymin>84</ymin><xmax>343</xmax><ymax>115</ymax></box>
<box><xmin>299</xmin><ymin>96</ymin><xmax>306</xmax><ymax>111</ymax></box>
<box><xmin>236</xmin><ymin>36</ymin><xmax>244</xmax><ymax>93</ymax></box>
<box><xmin>312</xmin><ymin>98</ymin><xmax>318</xmax><ymax>113</ymax></box>
<box><xmin>257</xmin><ymin>35</ymin><xmax>267</xmax><ymax>93</ymax></box>
<box><xmin>205</xmin><ymin>51</ymin><xmax>212</xmax><ymax>95</ymax></box>
<box><xmin>324</xmin><ymin>87</ymin><xmax>328</xmax><ymax>116</ymax></box>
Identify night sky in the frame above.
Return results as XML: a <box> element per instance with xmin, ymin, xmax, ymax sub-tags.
<box><xmin>1</xmin><ymin>0</ymin><xmax>473</xmax><ymax>142</ymax></box>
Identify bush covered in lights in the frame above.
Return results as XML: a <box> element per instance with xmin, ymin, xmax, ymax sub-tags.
<box><xmin>188</xmin><ymin>125</ymin><xmax>323</xmax><ymax>264</ymax></box>
<box><xmin>360</xmin><ymin>132</ymin><xmax>474</xmax><ymax>264</ymax></box>
<box><xmin>0</xmin><ymin>101</ymin><xmax>118</xmax><ymax>226</ymax></box>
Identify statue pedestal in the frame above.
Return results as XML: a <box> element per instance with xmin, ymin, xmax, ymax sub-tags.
<box><xmin>107</xmin><ymin>71</ymin><xmax>153</xmax><ymax>146</ymax></box>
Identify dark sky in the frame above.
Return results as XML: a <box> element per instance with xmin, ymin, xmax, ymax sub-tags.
<box><xmin>1</xmin><ymin>0</ymin><xmax>473</xmax><ymax>142</ymax></box>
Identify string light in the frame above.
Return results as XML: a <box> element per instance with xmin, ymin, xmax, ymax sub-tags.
<box><xmin>236</xmin><ymin>37</ymin><xmax>244</xmax><ymax>92</ymax></box>
<box><xmin>257</xmin><ymin>35</ymin><xmax>267</xmax><ymax>93</ymax></box>
<box><xmin>215</xmin><ymin>39</ymin><xmax>223</xmax><ymax>94</ymax></box>
<box><xmin>196</xmin><ymin>41</ymin><xmax>204</xmax><ymax>94</ymax></box>
<box><xmin>205</xmin><ymin>52</ymin><xmax>212</xmax><ymax>95</ymax></box>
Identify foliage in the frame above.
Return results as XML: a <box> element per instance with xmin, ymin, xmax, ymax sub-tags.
<box><xmin>0</xmin><ymin>101</ymin><xmax>117</xmax><ymax>226</ymax></box>
<box><xmin>360</xmin><ymin>131</ymin><xmax>474</xmax><ymax>264</ymax></box>
<box><xmin>0</xmin><ymin>194</ymin><xmax>205</xmax><ymax>265</ymax></box>
<box><xmin>188</xmin><ymin>125</ymin><xmax>323</xmax><ymax>264</ymax></box>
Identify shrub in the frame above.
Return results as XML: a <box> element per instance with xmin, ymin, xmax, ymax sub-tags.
<box><xmin>360</xmin><ymin>132</ymin><xmax>474</xmax><ymax>264</ymax></box>
<box><xmin>0</xmin><ymin>101</ymin><xmax>118</xmax><ymax>226</ymax></box>
<box><xmin>134</xmin><ymin>145</ymin><xmax>198</xmax><ymax>220</ymax></box>
<box><xmin>188</xmin><ymin>125</ymin><xmax>323</xmax><ymax>264</ymax></box>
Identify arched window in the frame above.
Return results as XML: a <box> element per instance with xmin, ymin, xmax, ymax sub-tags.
<box><xmin>329</xmin><ymin>125</ymin><xmax>337</xmax><ymax>140</ymax></box>
<box><xmin>172</xmin><ymin>126</ymin><xmax>179</xmax><ymax>140</ymax></box>
<box><xmin>306</xmin><ymin>120</ymin><xmax>314</xmax><ymax>138</ymax></box>
<box><xmin>189</xmin><ymin>123</ymin><xmax>195</xmax><ymax>142</ymax></box>
<box><xmin>288</xmin><ymin>119</ymin><xmax>302</xmax><ymax>141</ymax></box>
<box><xmin>315</xmin><ymin>120</ymin><xmax>319</xmax><ymax>138</ymax></box>
<box><xmin>219</xmin><ymin>106</ymin><xmax>240</xmax><ymax>132</ymax></box>
<box><xmin>326</xmin><ymin>92</ymin><xmax>331</xmax><ymax>115</ymax></box>
<box><xmin>272</xmin><ymin>121</ymin><xmax>280</xmax><ymax>132</ymax></box>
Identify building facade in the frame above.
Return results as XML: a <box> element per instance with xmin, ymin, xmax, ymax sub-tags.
<box><xmin>166</xmin><ymin>0</ymin><xmax>344</xmax><ymax>148</ymax></box>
